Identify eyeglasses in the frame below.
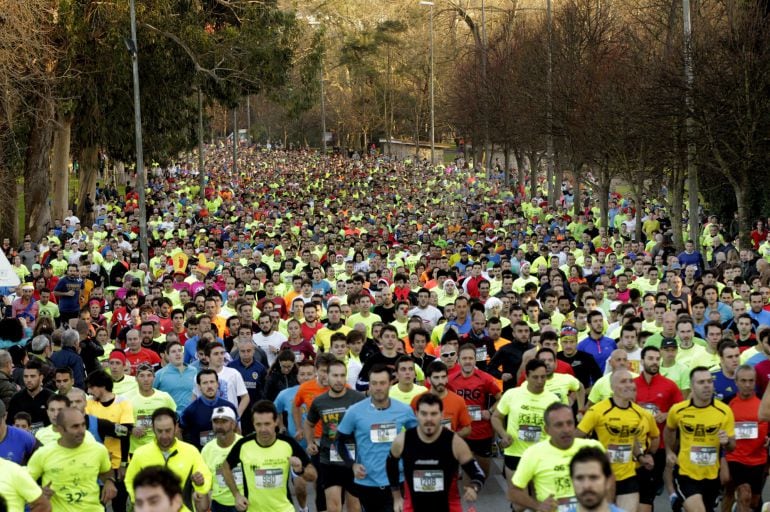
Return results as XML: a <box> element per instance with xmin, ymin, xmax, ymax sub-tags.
<box><xmin>440</xmin><ymin>351</ymin><xmax>457</xmax><ymax>358</ymax></box>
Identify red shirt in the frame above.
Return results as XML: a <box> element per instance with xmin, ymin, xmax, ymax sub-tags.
<box><xmin>517</xmin><ymin>360</ymin><xmax>575</xmax><ymax>386</ymax></box>
<box><xmin>448</xmin><ymin>368</ymin><xmax>501</xmax><ymax>440</ymax></box>
<box><xmin>301</xmin><ymin>321</ymin><xmax>324</xmax><ymax>343</ymax></box>
<box><xmin>634</xmin><ymin>372</ymin><xmax>683</xmax><ymax>448</ymax></box>
<box><xmin>755</xmin><ymin>359</ymin><xmax>770</xmax><ymax>396</ymax></box>
<box><xmin>124</xmin><ymin>348</ymin><xmax>161</xmax><ymax>374</ymax></box>
<box><xmin>726</xmin><ymin>394</ymin><xmax>768</xmax><ymax>466</ymax></box>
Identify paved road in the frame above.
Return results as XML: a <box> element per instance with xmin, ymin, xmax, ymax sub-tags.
<box><xmin>294</xmin><ymin>456</ymin><xmax>681</xmax><ymax>511</ymax></box>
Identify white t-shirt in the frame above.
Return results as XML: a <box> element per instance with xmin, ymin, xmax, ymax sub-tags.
<box><xmin>252</xmin><ymin>331</ymin><xmax>288</xmax><ymax>366</ymax></box>
<box><xmin>194</xmin><ymin>366</ymin><xmax>247</xmax><ymax>408</ymax></box>
<box><xmin>408</xmin><ymin>305</ymin><xmax>444</xmax><ymax>330</ymax></box>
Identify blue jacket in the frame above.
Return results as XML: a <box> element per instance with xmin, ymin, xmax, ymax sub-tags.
<box><xmin>51</xmin><ymin>346</ymin><xmax>86</xmax><ymax>389</ymax></box>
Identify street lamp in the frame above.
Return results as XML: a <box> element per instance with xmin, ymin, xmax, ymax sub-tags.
<box><xmin>420</xmin><ymin>1</ymin><xmax>435</xmax><ymax>164</ymax></box>
<box><xmin>128</xmin><ymin>0</ymin><xmax>148</xmax><ymax>263</ymax></box>
<box><xmin>309</xmin><ymin>19</ymin><xmax>327</xmax><ymax>153</ymax></box>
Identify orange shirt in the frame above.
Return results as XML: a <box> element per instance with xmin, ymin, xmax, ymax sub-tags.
<box><xmin>294</xmin><ymin>379</ymin><xmax>329</xmax><ymax>438</ymax></box>
<box><xmin>411</xmin><ymin>391</ymin><xmax>472</xmax><ymax>433</ymax></box>
<box><xmin>726</xmin><ymin>394</ymin><xmax>768</xmax><ymax>467</ymax></box>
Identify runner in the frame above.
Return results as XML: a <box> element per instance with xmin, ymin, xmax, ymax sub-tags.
<box><xmin>305</xmin><ymin>359</ymin><xmax>366</xmax><ymax>512</ymax></box>
<box><xmin>335</xmin><ymin>364</ymin><xmax>418</xmax><ymax>512</ymax></box>
<box><xmin>665</xmin><ymin>366</ymin><xmax>736</xmax><ymax>512</ymax></box>
<box><xmin>491</xmin><ymin>359</ymin><xmax>561</xmax><ymax>487</ymax></box>
<box><xmin>388</xmin><ymin>393</ymin><xmax>486</xmax><ymax>512</ymax></box>
<box><xmin>723</xmin><ymin>365</ymin><xmax>768</xmax><ymax>512</ymax></box>
<box><xmin>411</xmin><ymin>360</ymin><xmax>472</xmax><ymax>437</ymax></box>
<box><xmin>125</xmin><ymin>407</ymin><xmax>212</xmax><ymax>512</ymax></box>
<box><xmin>201</xmin><ymin>406</ymin><xmax>243</xmax><ymax>512</ymax></box>
<box><xmin>132</xmin><ymin>467</ymin><xmax>184</xmax><ymax>512</ymax></box>
<box><xmin>565</xmin><ymin>447</ymin><xmax>625</xmax><ymax>512</ymax></box>
<box><xmin>0</xmin><ymin>455</ymin><xmax>50</xmax><ymax>512</ymax></box>
<box><xmin>448</xmin><ymin>342</ymin><xmax>501</xmax><ymax>476</ymax></box>
<box><xmin>577</xmin><ymin>369</ymin><xmax>660</xmax><ymax>512</ymax></box>
<box><xmin>222</xmin><ymin>400</ymin><xmax>317</xmax><ymax>512</ymax></box>
<box><xmin>509</xmin><ymin>402</ymin><xmax>604</xmax><ymax>511</ymax></box>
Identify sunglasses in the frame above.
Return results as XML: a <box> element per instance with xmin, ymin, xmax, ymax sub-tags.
<box><xmin>440</xmin><ymin>351</ymin><xmax>457</xmax><ymax>358</ymax></box>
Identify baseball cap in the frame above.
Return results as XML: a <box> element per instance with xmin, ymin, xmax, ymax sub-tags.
<box><xmin>660</xmin><ymin>337</ymin><xmax>678</xmax><ymax>349</ymax></box>
<box><xmin>609</xmin><ymin>301</ymin><xmax>622</xmax><ymax>312</ymax></box>
<box><xmin>211</xmin><ymin>406</ymin><xmax>237</xmax><ymax>422</ymax></box>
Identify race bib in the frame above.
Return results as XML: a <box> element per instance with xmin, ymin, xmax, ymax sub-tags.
<box><xmin>136</xmin><ymin>415</ymin><xmax>152</xmax><ymax>429</ymax></box>
<box><xmin>468</xmin><ymin>406</ymin><xmax>482</xmax><ymax>422</ymax></box>
<box><xmin>413</xmin><ymin>470</ymin><xmax>444</xmax><ymax>492</ymax></box>
<box><xmin>370</xmin><ymin>423</ymin><xmax>397</xmax><ymax>443</ymax></box>
<box><xmin>690</xmin><ymin>446</ymin><xmax>718</xmax><ymax>466</ymax></box>
<box><xmin>518</xmin><ymin>425</ymin><xmax>541</xmax><ymax>442</ymax></box>
<box><xmin>557</xmin><ymin>497</ymin><xmax>578</xmax><ymax>512</ymax></box>
<box><xmin>31</xmin><ymin>422</ymin><xmax>44</xmax><ymax>434</ymax></box>
<box><xmin>441</xmin><ymin>418</ymin><xmax>452</xmax><ymax>430</ymax></box>
<box><xmin>735</xmin><ymin>422</ymin><xmax>759</xmax><ymax>440</ymax></box>
<box><xmin>639</xmin><ymin>403</ymin><xmax>659</xmax><ymax>416</ymax></box>
<box><xmin>254</xmin><ymin>468</ymin><xmax>284</xmax><ymax>488</ymax></box>
<box><xmin>216</xmin><ymin>466</ymin><xmax>244</xmax><ymax>488</ymax></box>
<box><xmin>607</xmin><ymin>444</ymin><xmax>632</xmax><ymax>464</ymax></box>
<box><xmin>475</xmin><ymin>347</ymin><xmax>487</xmax><ymax>362</ymax></box>
<box><xmin>199</xmin><ymin>430</ymin><xmax>216</xmax><ymax>446</ymax></box>
<box><xmin>330</xmin><ymin>443</ymin><xmax>356</xmax><ymax>463</ymax></box>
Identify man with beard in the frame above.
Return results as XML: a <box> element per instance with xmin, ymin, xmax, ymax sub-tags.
<box><xmin>388</xmin><ymin>393</ymin><xmax>486</xmax><ymax>512</ymax></box>
<box><xmin>633</xmin><ymin>346</ymin><xmax>683</xmax><ymax>512</ymax></box>
<box><xmin>201</xmin><ymin>407</ymin><xmax>243</xmax><ymax>512</ymax></box>
<box><xmin>565</xmin><ymin>447</ymin><xmax>624</xmax><ymax>512</ymax></box>
<box><xmin>411</xmin><ymin>360</ymin><xmax>472</xmax><ymax>438</ymax></box>
<box><xmin>305</xmin><ymin>359</ymin><xmax>366</xmax><ymax>512</ymax></box>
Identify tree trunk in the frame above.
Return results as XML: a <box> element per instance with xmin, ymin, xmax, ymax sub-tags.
<box><xmin>24</xmin><ymin>95</ymin><xmax>55</xmax><ymax>242</ymax></box>
<box><xmin>76</xmin><ymin>146</ymin><xmax>99</xmax><ymax>226</ymax></box>
<box><xmin>515</xmin><ymin>149</ymin><xmax>525</xmax><ymax>198</ymax></box>
<box><xmin>528</xmin><ymin>151</ymin><xmax>539</xmax><ymax>199</ymax></box>
<box><xmin>598</xmin><ymin>166</ymin><xmax>610</xmax><ymax>230</ymax></box>
<box><xmin>51</xmin><ymin>113</ymin><xmax>72</xmax><ymax>224</ymax></box>
<box><xmin>734</xmin><ymin>178</ymin><xmax>751</xmax><ymax>250</ymax></box>
<box><xmin>503</xmin><ymin>144</ymin><xmax>510</xmax><ymax>184</ymax></box>
<box><xmin>573</xmin><ymin>163</ymin><xmax>582</xmax><ymax>218</ymax></box>
<box><xmin>553</xmin><ymin>152</ymin><xmax>564</xmax><ymax>208</ymax></box>
<box><xmin>0</xmin><ymin>160</ymin><xmax>18</xmax><ymax>245</ymax></box>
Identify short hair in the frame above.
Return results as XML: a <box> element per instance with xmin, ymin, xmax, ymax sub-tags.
<box><xmin>569</xmin><ymin>446</ymin><xmax>612</xmax><ymax>478</ymax></box>
<box><xmin>367</xmin><ymin>363</ymin><xmax>391</xmax><ymax>381</ymax></box>
<box><xmin>55</xmin><ymin>367</ymin><xmax>74</xmax><ymax>378</ymax></box>
<box><xmin>689</xmin><ymin>365</ymin><xmax>711</xmax><ymax>382</ymax></box>
<box><xmin>395</xmin><ymin>355</ymin><xmax>415</xmax><ymax>371</ymax></box>
<box><xmin>86</xmin><ymin>370</ymin><xmax>113</xmax><ymax>391</ymax></box>
<box><xmin>425</xmin><ymin>360</ymin><xmax>448</xmax><ymax>377</ymax></box>
<box><xmin>47</xmin><ymin>394</ymin><xmax>71</xmax><ymax>409</ymax></box>
<box><xmin>151</xmin><ymin>407</ymin><xmax>178</xmax><ymax>425</ymax></box>
<box><xmin>416</xmin><ymin>392</ymin><xmax>444</xmax><ymax>412</ymax></box>
<box><xmin>315</xmin><ymin>352</ymin><xmax>338</xmax><ymax>369</ymax></box>
<box><xmin>525</xmin><ymin>358</ymin><xmax>547</xmax><ymax>375</ymax></box>
<box><xmin>132</xmin><ymin>466</ymin><xmax>183</xmax><ymax>499</ymax></box>
<box><xmin>536</xmin><ymin>347</ymin><xmax>556</xmax><ymax>360</ymax></box>
<box><xmin>251</xmin><ymin>399</ymin><xmax>278</xmax><ymax>420</ymax></box>
<box><xmin>196</xmin><ymin>368</ymin><xmax>218</xmax><ymax>385</ymax></box>
<box><xmin>329</xmin><ymin>332</ymin><xmax>348</xmax><ymax>346</ymax></box>
<box><xmin>0</xmin><ymin>350</ymin><xmax>11</xmax><ymax>369</ymax></box>
<box><xmin>640</xmin><ymin>345</ymin><xmax>660</xmax><ymax>359</ymax></box>
<box><xmin>717</xmin><ymin>339</ymin><xmax>739</xmax><ymax>357</ymax></box>
<box><xmin>61</xmin><ymin>329</ymin><xmax>80</xmax><ymax>348</ymax></box>
<box><xmin>164</xmin><ymin>341</ymin><xmax>182</xmax><ymax>354</ymax></box>
<box><xmin>544</xmin><ymin>402</ymin><xmax>573</xmax><ymax>426</ymax></box>
<box><xmin>30</xmin><ymin>334</ymin><xmax>51</xmax><ymax>353</ymax></box>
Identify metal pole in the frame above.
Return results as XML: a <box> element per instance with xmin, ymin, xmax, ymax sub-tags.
<box><xmin>481</xmin><ymin>0</ymin><xmax>490</xmax><ymax>175</ymax></box>
<box><xmin>546</xmin><ymin>0</ymin><xmax>555</xmax><ymax>201</ymax></box>
<box><xmin>246</xmin><ymin>96</ymin><xmax>251</xmax><ymax>136</ymax></box>
<box><xmin>429</xmin><ymin>3</ymin><xmax>435</xmax><ymax>164</ymax></box>
<box><xmin>198</xmin><ymin>86</ymin><xmax>205</xmax><ymax>199</ymax></box>
<box><xmin>683</xmin><ymin>0</ymin><xmax>699</xmax><ymax>248</ymax></box>
<box><xmin>320</xmin><ymin>61</ymin><xmax>327</xmax><ymax>153</ymax></box>
<box><xmin>129</xmin><ymin>0</ymin><xmax>148</xmax><ymax>263</ymax></box>
<box><xmin>232</xmin><ymin>107</ymin><xmax>238</xmax><ymax>174</ymax></box>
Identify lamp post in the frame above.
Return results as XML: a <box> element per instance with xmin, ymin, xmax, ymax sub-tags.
<box><xmin>420</xmin><ymin>1</ymin><xmax>435</xmax><ymax>164</ymax></box>
<box><xmin>309</xmin><ymin>20</ymin><xmax>327</xmax><ymax>153</ymax></box>
<box><xmin>127</xmin><ymin>0</ymin><xmax>148</xmax><ymax>263</ymax></box>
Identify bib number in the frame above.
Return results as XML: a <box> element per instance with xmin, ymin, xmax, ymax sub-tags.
<box><xmin>556</xmin><ymin>497</ymin><xmax>578</xmax><ymax>512</ymax></box>
<box><xmin>468</xmin><ymin>406</ymin><xmax>482</xmax><ymax>421</ymax></box>
<box><xmin>607</xmin><ymin>444</ymin><xmax>632</xmax><ymax>464</ymax></box>
<box><xmin>475</xmin><ymin>347</ymin><xmax>487</xmax><ymax>362</ymax></box>
<box><xmin>330</xmin><ymin>443</ymin><xmax>356</xmax><ymax>463</ymax></box>
<box><xmin>735</xmin><ymin>422</ymin><xmax>759</xmax><ymax>440</ymax></box>
<box><xmin>639</xmin><ymin>403</ymin><xmax>659</xmax><ymax>416</ymax></box>
<box><xmin>216</xmin><ymin>466</ymin><xmax>244</xmax><ymax>488</ymax></box>
<box><xmin>370</xmin><ymin>423</ymin><xmax>397</xmax><ymax>443</ymax></box>
<box><xmin>254</xmin><ymin>468</ymin><xmax>284</xmax><ymax>489</ymax></box>
<box><xmin>518</xmin><ymin>425</ymin><xmax>541</xmax><ymax>442</ymax></box>
<box><xmin>199</xmin><ymin>430</ymin><xmax>215</xmax><ymax>446</ymax></box>
<box><xmin>413</xmin><ymin>470</ymin><xmax>444</xmax><ymax>492</ymax></box>
<box><xmin>441</xmin><ymin>418</ymin><xmax>452</xmax><ymax>430</ymax></box>
<box><xmin>690</xmin><ymin>446</ymin><xmax>718</xmax><ymax>466</ymax></box>
<box><xmin>137</xmin><ymin>415</ymin><xmax>152</xmax><ymax>429</ymax></box>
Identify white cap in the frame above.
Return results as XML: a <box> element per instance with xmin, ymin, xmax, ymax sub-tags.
<box><xmin>610</xmin><ymin>300</ymin><xmax>622</xmax><ymax>312</ymax></box>
<box><xmin>211</xmin><ymin>406</ymin><xmax>237</xmax><ymax>422</ymax></box>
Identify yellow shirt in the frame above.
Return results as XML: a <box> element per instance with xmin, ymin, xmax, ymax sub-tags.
<box><xmin>85</xmin><ymin>397</ymin><xmax>134</xmax><ymax>468</ymax></box>
<box><xmin>202</xmin><ymin>434</ymin><xmax>244</xmax><ymax>507</ymax></box>
<box><xmin>389</xmin><ymin>384</ymin><xmax>428</xmax><ymax>405</ymax></box>
<box><xmin>496</xmin><ymin>386</ymin><xmax>561</xmax><ymax>457</ymax></box>
<box><xmin>666</xmin><ymin>399</ymin><xmax>735</xmax><ymax>480</ymax></box>
<box><xmin>27</xmin><ymin>439</ymin><xmax>111</xmax><ymax>512</ymax></box>
<box><xmin>578</xmin><ymin>398</ymin><xmax>659</xmax><ymax>481</ymax></box>
<box><xmin>0</xmin><ymin>457</ymin><xmax>43</xmax><ymax>512</ymax></box>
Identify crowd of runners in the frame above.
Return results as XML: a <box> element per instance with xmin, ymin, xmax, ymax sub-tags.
<box><xmin>1</xmin><ymin>143</ymin><xmax>770</xmax><ymax>512</ymax></box>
